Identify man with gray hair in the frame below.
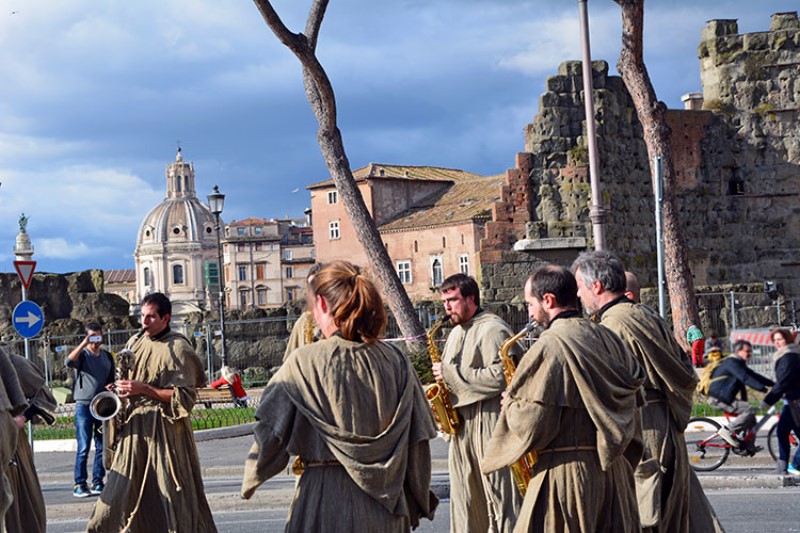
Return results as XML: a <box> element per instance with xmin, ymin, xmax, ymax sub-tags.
<box><xmin>572</xmin><ymin>250</ymin><xmax>722</xmax><ymax>533</ymax></box>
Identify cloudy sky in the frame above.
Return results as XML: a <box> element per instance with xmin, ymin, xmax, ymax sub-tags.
<box><xmin>0</xmin><ymin>0</ymin><xmax>794</xmax><ymax>274</ymax></box>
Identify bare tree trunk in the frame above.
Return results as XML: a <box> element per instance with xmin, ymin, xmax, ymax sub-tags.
<box><xmin>613</xmin><ymin>0</ymin><xmax>700</xmax><ymax>348</ymax></box>
<box><xmin>252</xmin><ymin>0</ymin><xmax>425</xmax><ymax>341</ymax></box>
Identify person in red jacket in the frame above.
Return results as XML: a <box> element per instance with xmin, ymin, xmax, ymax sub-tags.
<box><xmin>210</xmin><ymin>366</ymin><xmax>249</xmax><ymax>407</ymax></box>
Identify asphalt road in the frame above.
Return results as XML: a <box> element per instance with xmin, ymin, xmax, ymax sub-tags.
<box><xmin>45</xmin><ymin>488</ymin><xmax>800</xmax><ymax>533</ymax></box>
<box><xmin>40</xmin><ymin>432</ymin><xmax>799</xmax><ymax>531</ymax></box>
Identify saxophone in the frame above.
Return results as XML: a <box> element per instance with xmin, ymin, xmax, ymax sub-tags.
<box><xmin>97</xmin><ymin>329</ymin><xmax>142</xmax><ymax>469</ymax></box>
<box><xmin>425</xmin><ymin>314</ymin><xmax>460</xmax><ymax>435</ymax></box>
<box><xmin>499</xmin><ymin>321</ymin><xmax>537</xmax><ymax>498</ymax></box>
<box><xmin>303</xmin><ymin>311</ymin><xmax>316</xmax><ymax>345</ymax></box>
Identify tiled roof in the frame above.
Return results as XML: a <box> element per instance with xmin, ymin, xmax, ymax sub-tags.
<box><xmin>379</xmin><ymin>175</ymin><xmax>503</xmax><ymax>231</ymax></box>
<box><xmin>228</xmin><ymin>217</ymin><xmax>276</xmax><ymax>226</ymax></box>
<box><xmin>307</xmin><ymin>163</ymin><xmax>482</xmax><ymax>189</ymax></box>
<box><xmin>104</xmin><ymin>269</ymin><xmax>136</xmax><ymax>284</ymax></box>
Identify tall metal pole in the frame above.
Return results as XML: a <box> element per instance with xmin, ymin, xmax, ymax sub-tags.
<box><xmin>654</xmin><ymin>155</ymin><xmax>667</xmax><ymax>319</ymax></box>
<box><xmin>214</xmin><ymin>212</ymin><xmax>228</xmax><ymax>367</ymax></box>
<box><xmin>578</xmin><ymin>0</ymin><xmax>606</xmax><ymax>250</ymax></box>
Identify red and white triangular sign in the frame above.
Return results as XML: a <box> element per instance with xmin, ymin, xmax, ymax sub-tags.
<box><xmin>14</xmin><ymin>261</ymin><xmax>36</xmax><ymax>290</ymax></box>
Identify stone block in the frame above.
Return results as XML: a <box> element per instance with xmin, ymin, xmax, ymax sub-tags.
<box><xmin>702</xmin><ymin>19</ymin><xmax>739</xmax><ymax>40</ymax></box>
<box><xmin>770</xmin><ymin>12</ymin><xmax>800</xmax><ymax>32</ymax></box>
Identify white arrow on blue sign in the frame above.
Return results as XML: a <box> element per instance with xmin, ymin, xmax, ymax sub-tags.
<box><xmin>12</xmin><ymin>301</ymin><xmax>45</xmax><ymax>339</ymax></box>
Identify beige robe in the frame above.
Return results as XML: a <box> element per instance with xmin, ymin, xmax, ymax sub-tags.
<box><xmin>5</xmin><ymin>354</ymin><xmax>57</xmax><ymax>533</ymax></box>
<box><xmin>600</xmin><ymin>301</ymin><xmax>724</xmax><ymax>533</ymax></box>
<box><xmin>0</xmin><ymin>350</ymin><xmax>28</xmax><ymax>533</ymax></box>
<box><xmin>87</xmin><ymin>329</ymin><xmax>216</xmax><ymax>533</ymax></box>
<box><xmin>482</xmin><ymin>314</ymin><xmax>645</xmax><ymax>533</ymax></box>
<box><xmin>440</xmin><ymin>311</ymin><xmax>522</xmax><ymax>533</ymax></box>
<box><xmin>283</xmin><ymin>311</ymin><xmax>317</xmax><ymax>361</ymax></box>
<box><xmin>242</xmin><ymin>336</ymin><xmax>438</xmax><ymax>532</ymax></box>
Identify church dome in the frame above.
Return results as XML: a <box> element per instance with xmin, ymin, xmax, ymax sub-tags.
<box><xmin>133</xmin><ymin>148</ymin><xmax>224</xmax><ymax>317</ymax></box>
<box><xmin>136</xmin><ymin>147</ymin><xmax>220</xmax><ymax>246</ymax></box>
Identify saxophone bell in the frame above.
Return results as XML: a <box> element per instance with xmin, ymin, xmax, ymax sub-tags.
<box><xmin>89</xmin><ymin>391</ymin><xmax>122</xmax><ymax>421</ymax></box>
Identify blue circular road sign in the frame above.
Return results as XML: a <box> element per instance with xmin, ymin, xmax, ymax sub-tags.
<box><xmin>12</xmin><ymin>301</ymin><xmax>45</xmax><ymax>339</ymax></box>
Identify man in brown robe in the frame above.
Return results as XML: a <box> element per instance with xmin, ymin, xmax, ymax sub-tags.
<box><xmin>283</xmin><ymin>263</ymin><xmax>323</xmax><ymax>361</ymax></box>
<box><xmin>0</xmin><ymin>350</ymin><xmax>28</xmax><ymax>533</ymax></box>
<box><xmin>87</xmin><ymin>292</ymin><xmax>217</xmax><ymax>533</ymax></box>
<box><xmin>483</xmin><ymin>265</ymin><xmax>644</xmax><ymax>532</ymax></box>
<box><xmin>574</xmin><ymin>252</ymin><xmax>724</xmax><ymax>533</ymax></box>
<box><xmin>433</xmin><ymin>273</ymin><xmax>521</xmax><ymax>532</ymax></box>
<box><xmin>4</xmin><ymin>351</ymin><xmax>57</xmax><ymax>533</ymax></box>
<box><xmin>624</xmin><ymin>270</ymin><xmax>727</xmax><ymax>531</ymax></box>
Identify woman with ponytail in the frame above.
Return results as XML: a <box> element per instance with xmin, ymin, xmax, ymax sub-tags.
<box><xmin>241</xmin><ymin>261</ymin><xmax>438</xmax><ymax>532</ymax></box>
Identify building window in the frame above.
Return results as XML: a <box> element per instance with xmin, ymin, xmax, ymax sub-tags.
<box><xmin>238</xmin><ymin>266</ymin><xmax>247</xmax><ymax>281</ymax></box>
<box><xmin>255</xmin><ymin>242</ymin><xmax>262</xmax><ymax>251</ymax></box>
<box><xmin>414</xmin><ymin>241</ymin><xmax>418</xmax><ymax>253</ymax></box>
<box><xmin>254</xmin><ymin>227</ymin><xmax>262</xmax><ymax>235</ymax></box>
<box><xmin>397</xmin><ymin>261</ymin><xmax>412</xmax><ymax>285</ymax></box>
<box><xmin>459</xmin><ymin>254</ymin><xmax>469</xmax><ymax>275</ymax></box>
<box><xmin>257</xmin><ymin>287</ymin><xmax>267</xmax><ymax>305</ymax></box>
<box><xmin>237</xmin><ymin>227</ymin><xmax>245</xmax><ymax>236</ymax></box>
<box><xmin>143</xmin><ymin>267</ymin><xmax>151</xmax><ymax>286</ymax></box>
<box><xmin>286</xmin><ymin>289</ymin><xmax>294</xmax><ymax>301</ymax></box>
<box><xmin>329</xmin><ymin>220</ymin><xmax>340</xmax><ymax>240</ymax></box>
<box><xmin>172</xmin><ymin>264</ymin><xmax>184</xmax><ymax>285</ymax></box>
<box><xmin>286</xmin><ymin>266</ymin><xmax>294</xmax><ymax>278</ymax></box>
<box><xmin>256</xmin><ymin>263</ymin><xmax>266</xmax><ymax>280</ymax></box>
<box><xmin>328</xmin><ymin>190</ymin><xmax>338</xmax><ymax>204</ymax></box>
<box><xmin>431</xmin><ymin>258</ymin><xmax>443</xmax><ymax>287</ymax></box>
<box><xmin>283</xmin><ymin>249</ymin><xmax>293</xmax><ymax>261</ymax></box>
<box><xmin>442</xmin><ymin>236</ymin><xmax>446</xmax><ymax>248</ymax></box>
<box><xmin>239</xmin><ymin>290</ymin><xmax>248</xmax><ymax>307</ymax></box>
<box><xmin>237</xmin><ymin>243</ymin><xmax>246</xmax><ymax>252</ymax></box>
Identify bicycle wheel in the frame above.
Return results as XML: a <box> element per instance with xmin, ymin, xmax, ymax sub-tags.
<box><xmin>685</xmin><ymin>417</ymin><xmax>730</xmax><ymax>471</ymax></box>
<box><xmin>767</xmin><ymin>423</ymin><xmax>799</xmax><ymax>462</ymax></box>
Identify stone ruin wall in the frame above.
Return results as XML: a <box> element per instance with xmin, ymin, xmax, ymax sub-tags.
<box><xmin>481</xmin><ymin>12</ymin><xmax>800</xmax><ymax>315</ymax></box>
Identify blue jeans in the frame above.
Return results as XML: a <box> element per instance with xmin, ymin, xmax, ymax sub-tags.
<box><xmin>777</xmin><ymin>403</ymin><xmax>800</xmax><ymax>467</ymax></box>
<box><xmin>74</xmin><ymin>402</ymin><xmax>105</xmax><ymax>486</ymax></box>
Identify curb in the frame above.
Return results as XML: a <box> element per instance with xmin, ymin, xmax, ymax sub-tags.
<box><xmin>32</xmin><ymin>423</ymin><xmax>257</xmax><ymax>453</ymax></box>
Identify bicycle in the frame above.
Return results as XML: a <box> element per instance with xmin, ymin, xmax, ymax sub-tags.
<box><xmin>685</xmin><ymin>405</ymin><xmax>799</xmax><ymax>471</ymax></box>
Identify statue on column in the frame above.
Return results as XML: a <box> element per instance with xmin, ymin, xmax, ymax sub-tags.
<box><xmin>19</xmin><ymin>213</ymin><xmax>28</xmax><ymax>233</ymax></box>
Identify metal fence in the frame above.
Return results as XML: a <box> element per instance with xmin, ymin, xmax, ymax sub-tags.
<box><xmin>8</xmin><ymin>291</ymin><xmax>791</xmax><ymax>440</ymax></box>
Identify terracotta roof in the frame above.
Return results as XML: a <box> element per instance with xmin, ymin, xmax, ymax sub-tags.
<box><xmin>228</xmin><ymin>217</ymin><xmax>276</xmax><ymax>226</ymax></box>
<box><xmin>379</xmin><ymin>175</ymin><xmax>503</xmax><ymax>231</ymax></box>
<box><xmin>104</xmin><ymin>269</ymin><xmax>136</xmax><ymax>284</ymax></box>
<box><xmin>307</xmin><ymin>163</ymin><xmax>482</xmax><ymax>189</ymax></box>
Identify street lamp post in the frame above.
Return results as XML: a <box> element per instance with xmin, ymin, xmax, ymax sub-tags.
<box><xmin>207</xmin><ymin>185</ymin><xmax>228</xmax><ymax>368</ymax></box>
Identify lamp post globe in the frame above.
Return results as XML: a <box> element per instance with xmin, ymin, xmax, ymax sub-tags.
<box><xmin>207</xmin><ymin>185</ymin><xmax>228</xmax><ymax>367</ymax></box>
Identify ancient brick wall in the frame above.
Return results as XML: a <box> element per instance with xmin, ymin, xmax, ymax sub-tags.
<box><xmin>480</xmin><ymin>12</ymin><xmax>800</xmax><ymax>301</ymax></box>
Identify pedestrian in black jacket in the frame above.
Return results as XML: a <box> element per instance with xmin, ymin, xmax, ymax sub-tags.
<box><xmin>762</xmin><ymin>329</ymin><xmax>800</xmax><ymax>474</ymax></box>
<box><xmin>707</xmin><ymin>340</ymin><xmax>773</xmax><ymax>452</ymax></box>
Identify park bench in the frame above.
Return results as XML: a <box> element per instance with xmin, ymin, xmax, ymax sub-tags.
<box><xmin>196</xmin><ymin>386</ymin><xmax>235</xmax><ymax>408</ymax></box>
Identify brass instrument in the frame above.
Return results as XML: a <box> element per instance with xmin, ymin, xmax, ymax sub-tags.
<box><xmin>292</xmin><ymin>313</ymin><xmax>317</xmax><ymax>476</ymax></box>
<box><xmin>425</xmin><ymin>314</ymin><xmax>460</xmax><ymax>435</ymax></box>
<box><xmin>90</xmin><ymin>329</ymin><xmax>142</xmax><ymax>468</ymax></box>
<box><xmin>499</xmin><ymin>321</ymin><xmax>537</xmax><ymax>498</ymax></box>
<box><xmin>303</xmin><ymin>311</ymin><xmax>316</xmax><ymax>345</ymax></box>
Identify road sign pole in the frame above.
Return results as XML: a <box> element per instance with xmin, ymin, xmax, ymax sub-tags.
<box><xmin>20</xmin><ymin>285</ymin><xmax>32</xmax><ymax>451</ymax></box>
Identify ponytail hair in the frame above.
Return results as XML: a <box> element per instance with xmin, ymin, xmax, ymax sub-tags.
<box><xmin>309</xmin><ymin>261</ymin><xmax>387</xmax><ymax>343</ymax></box>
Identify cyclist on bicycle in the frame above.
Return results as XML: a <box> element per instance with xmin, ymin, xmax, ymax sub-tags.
<box><xmin>706</xmin><ymin>340</ymin><xmax>774</xmax><ymax>453</ymax></box>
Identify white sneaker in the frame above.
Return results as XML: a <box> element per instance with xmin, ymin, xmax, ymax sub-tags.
<box><xmin>717</xmin><ymin>427</ymin><xmax>738</xmax><ymax>446</ymax></box>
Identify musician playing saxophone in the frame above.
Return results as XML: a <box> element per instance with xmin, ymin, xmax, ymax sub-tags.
<box><xmin>482</xmin><ymin>265</ymin><xmax>644</xmax><ymax>532</ymax></box>
<box><xmin>86</xmin><ymin>292</ymin><xmax>217</xmax><ymax>533</ymax></box>
<box><xmin>283</xmin><ymin>263</ymin><xmax>324</xmax><ymax>361</ymax></box>
<box><xmin>432</xmin><ymin>274</ymin><xmax>521</xmax><ymax>533</ymax></box>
